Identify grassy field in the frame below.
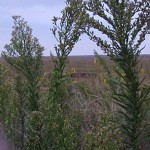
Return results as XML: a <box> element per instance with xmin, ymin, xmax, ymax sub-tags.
<box><xmin>42</xmin><ymin>55</ymin><xmax>150</xmax><ymax>84</ymax></box>
<box><xmin>3</xmin><ymin>54</ymin><xmax>150</xmax><ymax>79</ymax></box>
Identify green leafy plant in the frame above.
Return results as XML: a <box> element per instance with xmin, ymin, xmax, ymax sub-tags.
<box><xmin>43</xmin><ymin>0</ymin><xmax>86</xmax><ymax>149</ymax></box>
<box><xmin>0</xmin><ymin>62</ymin><xmax>9</xmax><ymax>119</ymax></box>
<box><xmin>79</xmin><ymin>0</ymin><xmax>150</xmax><ymax>149</ymax></box>
<box><xmin>1</xmin><ymin>0</ymin><xmax>150</xmax><ymax>149</ymax></box>
<box><xmin>3</xmin><ymin>16</ymin><xmax>44</xmax><ymax>111</ymax></box>
<box><xmin>84</xmin><ymin>113</ymin><xmax>122</xmax><ymax>150</ymax></box>
<box><xmin>2</xmin><ymin>16</ymin><xmax>44</xmax><ymax>149</ymax></box>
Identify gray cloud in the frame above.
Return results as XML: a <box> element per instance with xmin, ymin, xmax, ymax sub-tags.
<box><xmin>1</xmin><ymin>0</ymin><xmax>65</xmax><ymax>24</ymax></box>
<box><xmin>0</xmin><ymin>0</ymin><xmax>65</xmax><ymax>9</ymax></box>
<box><xmin>0</xmin><ymin>0</ymin><xmax>67</xmax><ymax>55</ymax></box>
<box><xmin>1</xmin><ymin>0</ymin><xmax>149</xmax><ymax>56</ymax></box>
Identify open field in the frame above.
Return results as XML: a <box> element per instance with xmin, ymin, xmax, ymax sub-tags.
<box><xmin>42</xmin><ymin>55</ymin><xmax>150</xmax><ymax>84</ymax></box>
<box><xmin>2</xmin><ymin>54</ymin><xmax>150</xmax><ymax>78</ymax></box>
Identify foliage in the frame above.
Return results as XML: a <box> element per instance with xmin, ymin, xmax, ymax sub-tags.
<box><xmin>2</xmin><ymin>16</ymin><xmax>44</xmax><ymax>149</ymax></box>
<box><xmin>1</xmin><ymin>0</ymin><xmax>150</xmax><ymax>149</ymax></box>
<box><xmin>3</xmin><ymin>16</ymin><xmax>44</xmax><ymax>111</ymax></box>
<box><xmin>84</xmin><ymin>113</ymin><xmax>122</xmax><ymax>150</ymax></box>
<box><xmin>0</xmin><ymin>62</ymin><xmax>9</xmax><ymax>119</ymax></box>
<box><xmin>43</xmin><ymin>0</ymin><xmax>86</xmax><ymax>149</ymax></box>
<box><xmin>0</xmin><ymin>63</ymin><xmax>17</xmax><ymax>148</ymax></box>
<box><xmin>81</xmin><ymin>0</ymin><xmax>150</xmax><ymax>149</ymax></box>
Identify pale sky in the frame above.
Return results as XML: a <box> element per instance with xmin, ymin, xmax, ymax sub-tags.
<box><xmin>0</xmin><ymin>0</ymin><xmax>150</xmax><ymax>56</ymax></box>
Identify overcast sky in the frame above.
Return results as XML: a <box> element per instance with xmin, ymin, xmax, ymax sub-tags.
<box><xmin>0</xmin><ymin>1</ymin><xmax>150</xmax><ymax>56</ymax></box>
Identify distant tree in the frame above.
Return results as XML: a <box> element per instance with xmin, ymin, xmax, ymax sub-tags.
<box><xmin>71</xmin><ymin>0</ymin><xmax>150</xmax><ymax>149</ymax></box>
